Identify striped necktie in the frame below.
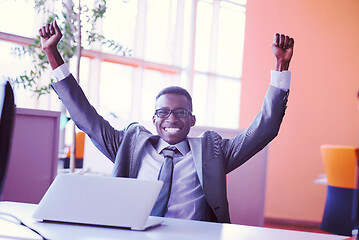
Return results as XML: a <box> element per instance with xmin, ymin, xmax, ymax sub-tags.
<box><xmin>150</xmin><ymin>147</ymin><xmax>176</xmax><ymax>217</ymax></box>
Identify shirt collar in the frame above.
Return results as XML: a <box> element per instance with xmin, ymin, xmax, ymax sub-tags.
<box><xmin>156</xmin><ymin>138</ymin><xmax>190</xmax><ymax>156</ymax></box>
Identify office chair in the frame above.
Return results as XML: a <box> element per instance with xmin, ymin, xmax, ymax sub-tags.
<box><xmin>61</xmin><ymin>131</ymin><xmax>85</xmax><ymax>168</ymax></box>
<box><xmin>0</xmin><ymin>81</ymin><xmax>15</xmax><ymax>198</ymax></box>
<box><xmin>320</xmin><ymin>145</ymin><xmax>359</xmax><ymax>236</ymax></box>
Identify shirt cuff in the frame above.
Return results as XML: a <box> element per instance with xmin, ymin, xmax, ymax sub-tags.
<box><xmin>270</xmin><ymin>70</ymin><xmax>291</xmax><ymax>91</ymax></box>
<box><xmin>52</xmin><ymin>64</ymin><xmax>70</xmax><ymax>82</ymax></box>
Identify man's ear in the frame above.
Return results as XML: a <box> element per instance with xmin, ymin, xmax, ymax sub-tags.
<box><xmin>191</xmin><ymin>115</ymin><xmax>196</xmax><ymax>127</ymax></box>
<box><xmin>152</xmin><ymin>115</ymin><xmax>156</xmax><ymax>125</ymax></box>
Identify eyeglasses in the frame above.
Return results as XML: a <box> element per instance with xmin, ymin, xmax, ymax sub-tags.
<box><xmin>155</xmin><ymin>108</ymin><xmax>191</xmax><ymax>118</ymax></box>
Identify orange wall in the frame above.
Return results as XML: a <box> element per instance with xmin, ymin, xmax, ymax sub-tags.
<box><xmin>240</xmin><ymin>0</ymin><xmax>359</xmax><ymax>222</ymax></box>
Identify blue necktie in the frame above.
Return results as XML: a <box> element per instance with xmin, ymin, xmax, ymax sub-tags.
<box><xmin>151</xmin><ymin>147</ymin><xmax>176</xmax><ymax>217</ymax></box>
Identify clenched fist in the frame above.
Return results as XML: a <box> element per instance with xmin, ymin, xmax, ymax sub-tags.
<box><xmin>38</xmin><ymin>20</ymin><xmax>64</xmax><ymax>69</ymax></box>
<box><xmin>38</xmin><ymin>20</ymin><xmax>62</xmax><ymax>51</ymax></box>
<box><xmin>271</xmin><ymin>33</ymin><xmax>294</xmax><ymax>71</ymax></box>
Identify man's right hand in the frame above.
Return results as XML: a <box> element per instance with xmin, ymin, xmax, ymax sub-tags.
<box><xmin>38</xmin><ymin>21</ymin><xmax>64</xmax><ymax>70</ymax></box>
<box><xmin>39</xmin><ymin>21</ymin><xmax>62</xmax><ymax>51</ymax></box>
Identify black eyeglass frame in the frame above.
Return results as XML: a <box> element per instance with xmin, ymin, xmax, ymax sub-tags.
<box><xmin>154</xmin><ymin>108</ymin><xmax>192</xmax><ymax>118</ymax></box>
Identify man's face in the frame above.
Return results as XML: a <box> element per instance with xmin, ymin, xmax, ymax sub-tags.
<box><xmin>152</xmin><ymin>93</ymin><xmax>196</xmax><ymax>145</ymax></box>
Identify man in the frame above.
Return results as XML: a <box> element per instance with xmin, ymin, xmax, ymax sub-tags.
<box><xmin>39</xmin><ymin>20</ymin><xmax>294</xmax><ymax>223</ymax></box>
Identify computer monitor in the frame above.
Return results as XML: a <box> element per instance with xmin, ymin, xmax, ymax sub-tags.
<box><xmin>0</xmin><ymin>80</ymin><xmax>15</xmax><ymax>198</ymax></box>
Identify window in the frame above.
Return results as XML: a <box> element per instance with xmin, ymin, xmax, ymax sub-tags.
<box><xmin>0</xmin><ymin>0</ymin><xmax>36</xmax><ymax>38</ymax></box>
<box><xmin>0</xmin><ymin>0</ymin><xmax>247</xmax><ymax>129</ymax></box>
<box><xmin>0</xmin><ymin>40</ymin><xmax>39</xmax><ymax>109</ymax></box>
<box><xmin>99</xmin><ymin>62</ymin><xmax>133</xmax><ymax>119</ymax></box>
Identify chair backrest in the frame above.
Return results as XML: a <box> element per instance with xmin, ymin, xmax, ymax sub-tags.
<box><xmin>321</xmin><ymin>145</ymin><xmax>359</xmax><ymax>189</ymax></box>
<box><xmin>66</xmin><ymin>131</ymin><xmax>85</xmax><ymax>159</ymax></box>
<box><xmin>0</xmin><ymin>81</ymin><xmax>15</xmax><ymax>197</ymax></box>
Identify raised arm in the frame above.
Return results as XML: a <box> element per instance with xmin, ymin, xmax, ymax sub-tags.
<box><xmin>222</xmin><ymin>33</ymin><xmax>294</xmax><ymax>173</ymax></box>
<box><xmin>38</xmin><ymin>21</ymin><xmax>123</xmax><ymax>162</ymax></box>
<box><xmin>38</xmin><ymin>21</ymin><xmax>64</xmax><ymax>70</ymax></box>
<box><xmin>272</xmin><ymin>33</ymin><xmax>294</xmax><ymax>72</ymax></box>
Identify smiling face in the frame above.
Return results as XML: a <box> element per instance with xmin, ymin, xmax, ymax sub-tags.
<box><xmin>152</xmin><ymin>93</ymin><xmax>196</xmax><ymax>145</ymax></box>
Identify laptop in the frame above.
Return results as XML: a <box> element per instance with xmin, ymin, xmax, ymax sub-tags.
<box><xmin>33</xmin><ymin>174</ymin><xmax>164</xmax><ymax>230</ymax></box>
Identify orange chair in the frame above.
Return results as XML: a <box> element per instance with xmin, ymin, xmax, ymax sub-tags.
<box><xmin>62</xmin><ymin>132</ymin><xmax>85</xmax><ymax>168</ymax></box>
<box><xmin>320</xmin><ymin>145</ymin><xmax>359</xmax><ymax>236</ymax></box>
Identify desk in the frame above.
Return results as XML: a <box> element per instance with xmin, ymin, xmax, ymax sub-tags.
<box><xmin>0</xmin><ymin>202</ymin><xmax>346</xmax><ymax>240</ymax></box>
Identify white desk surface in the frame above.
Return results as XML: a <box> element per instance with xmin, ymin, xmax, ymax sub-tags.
<box><xmin>0</xmin><ymin>201</ymin><xmax>346</xmax><ymax>240</ymax></box>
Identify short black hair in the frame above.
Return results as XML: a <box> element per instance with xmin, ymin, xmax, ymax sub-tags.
<box><xmin>156</xmin><ymin>86</ymin><xmax>193</xmax><ymax>111</ymax></box>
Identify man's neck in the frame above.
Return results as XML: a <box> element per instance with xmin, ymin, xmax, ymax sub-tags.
<box><xmin>157</xmin><ymin>138</ymin><xmax>190</xmax><ymax>156</ymax></box>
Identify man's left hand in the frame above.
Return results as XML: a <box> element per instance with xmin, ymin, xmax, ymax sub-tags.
<box><xmin>272</xmin><ymin>33</ymin><xmax>294</xmax><ymax>71</ymax></box>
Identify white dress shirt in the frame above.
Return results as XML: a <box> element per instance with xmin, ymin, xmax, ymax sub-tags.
<box><xmin>137</xmin><ymin>138</ymin><xmax>207</xmax><ymax>220</ymax></box>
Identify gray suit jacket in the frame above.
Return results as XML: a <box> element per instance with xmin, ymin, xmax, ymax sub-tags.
<box><xmin>52</xmin><ymin>74</ymin><xmax>289</xmax><ymax>223</ymax></box>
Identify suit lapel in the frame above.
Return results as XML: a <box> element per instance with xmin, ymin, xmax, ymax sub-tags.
<box><xmin>187</xmin><ymin>137</ymin><xmax>203</xmax><ymax>187</ymax></box>
<box><xmin>129</xmin><ymin>133</ymin><xmax>159</xmax><ymax>178</ymax></box>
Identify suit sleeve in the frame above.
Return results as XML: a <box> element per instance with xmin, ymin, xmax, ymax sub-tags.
<box><xmin>51</xmin><ymin>74</ymin><xmax>124</xmax><ymax>162</ymax></box>
<box><xmin>221</xmin><ymin>85</ymin><xmax>289</xmax><ymax>173</ymax></box>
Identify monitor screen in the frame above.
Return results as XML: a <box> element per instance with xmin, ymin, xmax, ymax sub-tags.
<box><xmin>0</xmin><ymin>80</ymin><xmax>15</xmax><ymax>198</ymax></box>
